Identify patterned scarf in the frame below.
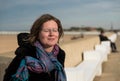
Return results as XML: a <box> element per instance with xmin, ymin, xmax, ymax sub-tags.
<box><xmin>11</xmin><ymin>41</ymin><xmax>66</xmax><ymax>81</ymax></box>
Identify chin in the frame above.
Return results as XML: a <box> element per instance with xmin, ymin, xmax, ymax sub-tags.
<box><xmin>48</xmin><ymin>43</ymin><xmax>56</xmax><ymax>46</ymax></box>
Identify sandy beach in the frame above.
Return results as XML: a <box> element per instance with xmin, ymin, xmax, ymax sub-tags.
<box><xmin>0</xmin><ymin>34</ymin><xmax>81</xmax><ymax>54</ymax></box>
<box><xmin>0</xmin><ymin>34</ymin><xmax>18</xmax><ymax>54</ymax></box>
<box><xmin>0</xmin><ymin>33</ymin><xmax>120</xmax><ymax>81</ymax></box>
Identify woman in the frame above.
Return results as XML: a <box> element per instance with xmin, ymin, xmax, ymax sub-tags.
<box><xmin>3</xmin><ymin>14</ymin><xmax>67</xmax><ymax>81</ymax></box>
<box><xmin>99</xmin><ymin>30</ymin><xmax>117</xmax><ymax>52</ymax></box>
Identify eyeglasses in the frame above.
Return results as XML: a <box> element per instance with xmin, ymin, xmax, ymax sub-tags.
<box><xmin>41</xmin><ymin>28</ymin><xmax>58</xmax><ymax>33</ymax></box>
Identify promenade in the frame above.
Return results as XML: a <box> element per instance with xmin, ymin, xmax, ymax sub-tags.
<box><xmin>94</xmin><ymin>35</ymin><xmax>120</xmax><ymax>81</ymax></box>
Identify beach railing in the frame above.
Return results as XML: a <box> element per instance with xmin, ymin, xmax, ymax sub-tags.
<box><xmin>61</xmin><ymin>36</ymin><xmax>100</xmax><ymax>67</ymax></box>
<box><xmin>65</xmin><ymin>33</ymin><xmax>117</xmax><ymax>81</ymax></box>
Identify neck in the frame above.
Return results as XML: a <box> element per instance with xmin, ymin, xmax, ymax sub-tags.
<box><xmin>44</xmin><ymin>46</ymin><xmax>54</xmax><ymax>53</ymax></box>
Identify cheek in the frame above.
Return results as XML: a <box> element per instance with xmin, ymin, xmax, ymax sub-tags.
<box><xmin>56</xmin><ymin>34</ymin><xmax>59</xmax><ymax>39</ymax></box>
<box><xmin>56</xmin><ymin>32</ymin><xmax>59</xmax><ymax>37</ymax></box>
<box><xmin>56</xmin><ymin>32</ymin><xmax>59</xmax><ymax>38</ymax></box>
<box><xmin>38</xmin><ymin>33</ymin><xmax>47</xmax><ymax>42</ymax></box>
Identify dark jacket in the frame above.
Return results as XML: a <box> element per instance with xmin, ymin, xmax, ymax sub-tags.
<box><xmin>99</xmin><ymin>34</ymin><xmax>110</xmax><ymax>42</ymax></box>
<box><xmin>3</xmin><ymin>33</ymin><xmax>66</xmax><ymax>81</ymax></box>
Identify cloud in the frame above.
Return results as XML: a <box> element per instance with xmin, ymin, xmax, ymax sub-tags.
<box><xmin>0</xmin><ymin>0</ymin><xmax>63</xmax><ymax>10</ymax></box>
<box><xmin>0</xmin><ymin>0</ymin><xmax>120</xmax><ymax>30</ymax></box>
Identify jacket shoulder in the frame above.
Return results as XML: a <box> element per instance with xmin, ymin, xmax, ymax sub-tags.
<box><xmin>57</xmin><ymin>47</ymin><xmax>66</xmax><ymax>67</ymax></box>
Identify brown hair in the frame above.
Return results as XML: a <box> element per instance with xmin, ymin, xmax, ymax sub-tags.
<box><xmin>29</xmin><ymin>14</ymin><xmax>64</xmax><ymax>44</ymax></box>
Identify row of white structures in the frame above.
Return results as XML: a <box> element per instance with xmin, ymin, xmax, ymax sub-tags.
<box><xmin>65</xmin><ymin>33</ymin><xmax>117</xmax><ymax>81</ymax></box>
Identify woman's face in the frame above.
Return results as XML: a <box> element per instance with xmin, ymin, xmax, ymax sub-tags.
<box><xmin>38</xmin><ymin>20</ymin><xmax>59</xmax><ymax>48</ymax></box>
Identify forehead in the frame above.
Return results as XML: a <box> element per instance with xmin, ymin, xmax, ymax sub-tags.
<box><xmin>43</xmin><ymin>20</ymin><xmax>56</xmax><ymax>25</ymax></box>
<box><xmin>42</xmin><ymin>20</ymin><xmax>58</xmax><ymax>28</ymax></box>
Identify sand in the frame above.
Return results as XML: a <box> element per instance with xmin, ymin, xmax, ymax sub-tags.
<box><xmin>0</xmin><ymin>33</ymin><xmax>94</xmax><ymax>54</ymax></box>
<box><xmin>0</xmin><ymin>34</ymin><xmax>18</xmax><ymax>54</ymax></box>
<box><xmin>0</xmin><ymin>34</ymin><xmax>78</xmax><ymax>54</ymax></box>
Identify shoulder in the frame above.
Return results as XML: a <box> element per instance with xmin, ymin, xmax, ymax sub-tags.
<box><xmin>58</xmin><ymin>47</ymin><xmax>66</xmax><ymax>57</ymax></box>
<box><xmin>15</xmin><ymin>44</ymin><xmax>36</xmax><ymax>58</ymax></box>
<box><xmin>57</xmin><ymin>47</ymin><xmax>66</xmax><ymax>67</ymax></box>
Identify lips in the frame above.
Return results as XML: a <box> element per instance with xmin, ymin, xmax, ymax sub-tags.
<box><xmin>48</xmin><ymin>38</ymin><xmax>55</xmax><ymax>41</ymax></box>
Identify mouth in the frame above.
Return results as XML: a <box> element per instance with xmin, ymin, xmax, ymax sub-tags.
<box><xmin>48</xmin><ymin>38</ymin><xmax>55</xmax><ymax>41</ymax></box>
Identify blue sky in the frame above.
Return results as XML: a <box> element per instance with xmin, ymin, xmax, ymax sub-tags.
<box><xmin>0</xmin><ymin>0</ymin><xmax>120</xmax><ymax>31</ymax></box>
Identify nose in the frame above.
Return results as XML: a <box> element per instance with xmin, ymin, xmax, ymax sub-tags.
<box><xmin>50</xmin><ymin>31</ymin><xmax>54</xmax><ymax>35</ymax></box>
<box><xmin>49</xmin><ymin>30</ymin><xmax>54</xmax><ymax>35</ymax></box>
